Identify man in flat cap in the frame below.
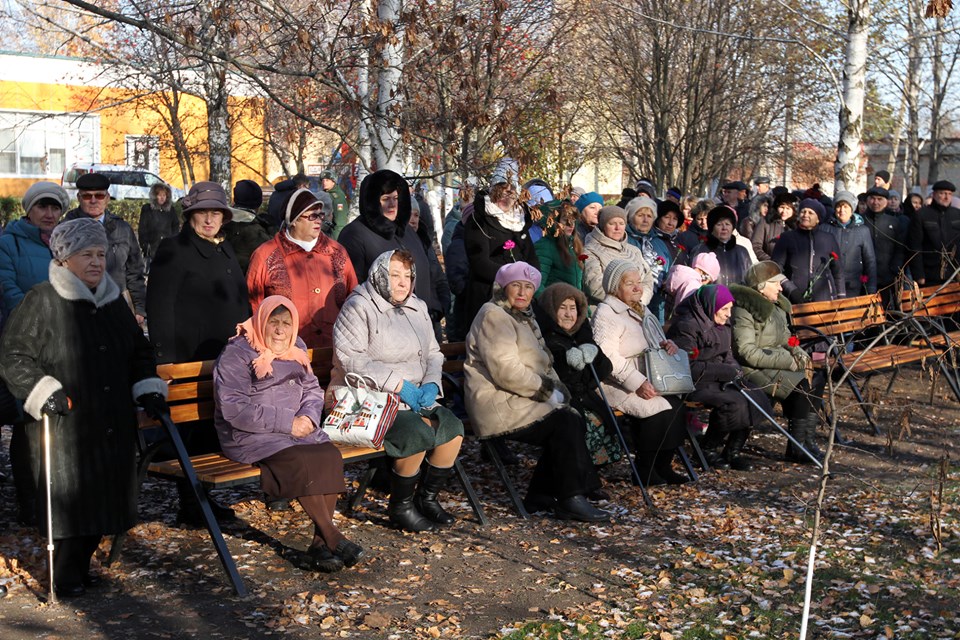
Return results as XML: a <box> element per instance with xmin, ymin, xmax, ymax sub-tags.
<box><xmin>320</xmin><ymin>169</ymin><xmax>349</xmax><ymax>240</ymax></box>
<box><xmin>908</xmin><ymin>180</ymin><xmax>960</xmax><ymax>286</ymax></box>
<box><xmin>63</xmin><ymin>172</ymin><xmax>147</xmax><ymax>323</ymax></box>
<box><xmin>754</xmin><ymin>176</ymin><xmax>771</xmax><ymax>197</ymax></box>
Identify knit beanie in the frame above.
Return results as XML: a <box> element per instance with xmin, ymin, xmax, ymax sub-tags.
<box><xmin>494</xmin><ymin>261</ymin><xmax>541</xmax><ymax>289</ymax></box>
<box><xmin>284</xmin><ymin>188</ymin><xmax>323</xmax><ymax>226</ymax></box>
<box><xmin>602</xmin><ymin>259</ymin><xmax>643</xmax><ymax>294</ymax></box>
<box><xmin>233</xmin><ymin>179</ymin><xmax>263</xmax><ymax>210</ymax></box>
<box><xmin>50</xmin><ymin>218</ymin><xmax>108</xmax><ymax>262</ymax></box>
<box><xmin>691</xmin><ymin>252</ymin><xmax>721</xmax><ymax>281</ymax></box>
<box><xmin>598</xmin><ymin>205</ymin><xmax>627</xmax><ymax>228</ymax></box>
<box><xmin>798</xmin><ymin>198</ymin><xmax>826</xmax><ymax>220</ymax></box>
<box><xmin>624</xmin><ymin>196</ymin><xmax>657</xmax><ymax>220</ymax></box>
<box><xmin>23</xmin><ymin>181</ymin><xmax>70</xmax><ymax>214</ymax></box>
<box><xmin>833</xmin><ymin>190</ymin><xmax>857</xmax><ymax>211</ymax></box>
<box><xmin>707</xmin><ymin>205</ymin><xmax>737</xmax><ymax>231</ymax></box>
<box><xmin>575</xmin><ymin>192</ymin><xmax>604</xmax><ymax>212</ymax></box>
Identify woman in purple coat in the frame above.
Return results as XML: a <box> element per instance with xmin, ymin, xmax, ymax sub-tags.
<box><xmin>214</xmin><ymin>295</ymin><xmax>362</xmax><ymax>573</ymax></box>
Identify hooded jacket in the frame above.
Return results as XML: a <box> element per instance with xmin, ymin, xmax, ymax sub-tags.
<box><xmin>822</xmin><ymin>213</ymin><xmax>877</xmax><ymax>295</ymax></box>
<box><xmin>0</xmin><ymin>218</ymin><xmax>53</xmax><ymax>322</ymax></box>
<box><xmin>138</xmin><ymin>184</ymin><xmax>180</xmax><ymax>261</ymax></box>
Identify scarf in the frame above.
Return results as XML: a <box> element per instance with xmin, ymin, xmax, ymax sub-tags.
<box><xmin>284</xmin><ymin>229</ymin><xmax>319</xmax><ymax>253</ymax></box>
<box><xmin>484</xmin><ymin>196</ymin><xmax>526</xmax><ymax>232</ymax></box>
<box><xmin>236</xmin><ymin>294</ymin><xmax>311</xmax><ymax>379</ymax></box>
<box><xmin>369</xmin><ymin>249</ymin><xmax>416</xmax><ymax>306</ymax></box>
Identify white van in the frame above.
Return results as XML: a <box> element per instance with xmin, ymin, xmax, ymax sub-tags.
<box><xmin>61</xmin><ymin>164</ymin><xmax>186</xmax><ymax>202</ymax></box>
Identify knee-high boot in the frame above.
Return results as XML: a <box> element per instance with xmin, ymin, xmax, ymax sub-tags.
<box><xmin>414</xmin><ymin>464</ymin><xmax>456</xmax><ymax>525</ymax></box>
<box><xmin>722</xmin><ymin>429</ymin><xmax>753</xmax><ymax>471</ymax></box>
<box><xmin>388</xmin><ymin>470</ymin><xmax>436</xmax><ymax>532</ymax></box>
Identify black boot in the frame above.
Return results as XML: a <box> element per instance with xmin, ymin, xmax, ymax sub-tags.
<box><xmin>175</xmin><ymin>479</ymin><xmax>236</xmax><ymax>527</ymax></box>
<box><xmin>633</xmin><ymin>451</ymin><xmax>666</xmax><ymax>486</ymax></box>
<box><xmin>722</xmin><ymin>429</ymin><xmax>753</xmax><ymax>471</ymax></box>
<box><xmin>388</xmin><ymin>470</ymin><xmax>436</xmax><ymax>532</ymax></box>
<box><xmin>802</xmin><ymin>416</ymin><xmax>824</xmax><ymax>461</ymax></box>
<box><xmin>785</xmin><ymin>416</ymin><xmax>821</xmax><ymax>464</ymax></box>
<box><xmin>653</xmin><ymin>450</ymin><xmax>690</xmax><ymax>485</ymax></box>
<box><xmin>699</xmin><ymin>427</ymin><xmax>729</xmax><ymax>470</ymax></box>
<box><xmin>414</xmin><ymin>464</ymin><xmax>456</xmax><ymax>525</ymax></box>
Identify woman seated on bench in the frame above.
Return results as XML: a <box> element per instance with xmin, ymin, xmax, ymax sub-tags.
<box><xmin>330</xmin><ymin>249</ymin><xmax>464</xmax><ymax>533</ymax></box>
<box><xmin>214</xmin><ymin>294</ymin><xmax>363</xmax><ymax>572</ymax></box>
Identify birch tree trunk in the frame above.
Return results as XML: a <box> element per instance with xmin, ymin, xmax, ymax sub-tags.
<box><xmin>928</xmin><ymin>17</ymin><xmax>946</xmax><ymax>184</ymax></box>
<box><xmin>835</xmin><ymin>0</ymin><xmax>871</xmax><ymax>194</ymax></box>
<box><xmin>373</xmin><ymin>0</ymin><xmax>404</xmax><ymax>172</ymax></box>
<box><xmin>904</xmin><ymin>0</ymin><xmax>924</xmax><ymax>192</ymax></box>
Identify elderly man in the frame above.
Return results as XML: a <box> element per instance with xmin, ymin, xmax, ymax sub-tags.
<box><xmin>861</xmin><ymin>186</ymin><xmax>908</xmax><ymax>301</ymax></box>
<box><xmin>908</xmin><ymin>180</ymin><xmax>960</xmax><ymax>286</ymax></box>
<box><xmin>63</xmin><ymin>172</ymin><xmax>146</xmax><ymax>323</ymax></box>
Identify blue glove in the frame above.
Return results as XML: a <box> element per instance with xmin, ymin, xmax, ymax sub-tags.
<box><xmin>398</xmin><ymin>380</ymin><xmax>423</xmax><ymax>411</ymax></box>
<box><xmin>418</xmin><ymin>382</ymin><xmax>439</xmax><ymax>408</ymax></box>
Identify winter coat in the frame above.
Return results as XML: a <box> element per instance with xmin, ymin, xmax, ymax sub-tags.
<box><xmin>626</xmin><ymin>225</ymin><xmax>671</xmax><ymax>287</ymax></box>
<box><xmin>667</xmin><ymin>292</ymin><xmax>741</xmax><ymax>386</ymax></box>
<box><xmin>535</xmin><ymin>304</ymin><xmax>612</xmax><ymax>410</ymax></box>
<box><xmin>463</xmin><ymin>194</ymin><xmax>539</xmax><ymax>325</ymax></box>
<box><xmin>246</xmin><ymin>231</ymin><xmax>358</xmax><ymax>350</ymax></box>
<box><xmin>907</xmin><ymin>202</ymin><xmax>960</xmax><ymax>285</ymax></box>
<box><xmin>444</xmin><ymin>220</ymin><xmax>470</xmax><ymax>342</ymax></box>
<box><xmin>413</xmin><ymin>220</ymin><xmax>451</xmax><ymax>322</ymax></box>
<box><xmin>582</xmin><ymin>227</ymin><xmax>653</xmax><ymax>307</ymax></box>
<box><xmin>464</xmin><ymin>301</ymin><xmax>566</xmax><ymax>438</ymax></box>
<box><xmin>0</xmin><ymin>218</ymin><xmax>52</xmax><ymax>323</ymax></box>
<box><xmin>729</xmin><ymin>284</ymin><xmax>804</xmax><ymax>400</ymax></box>
<box><xmin>688</xmin><ymin>235</ymin><xmax>752</xmax><ymax>287</ymax></box>
<box><xmin>771</xmin><ymin>227</ymin><xmax>845</xmax><ymax>303</ymax></box>
<box><xmin>534</xmin><ymin>234</ymin><xmax>583</xmax><ymax>293</ymax></box>
<box><xmin>862</xmin><ymin>209</ymin><xmax>909</xmax><ymax>290</ymax></box>
<box><xmin>822</xmin><ymin>214</ymin><xmax>877</xmax><ymax>295</ymax></box>
<box><xmin>221</xmin><ymin>212</ymin><xmax>275</xmax><ymax>274</ymax></box>
<box><xmin>677</xmin><ymin>222</ymin><xmax>708</xmax><ymax>256</ymax></box>
<box><xmin>329</xmin><ymin>280</ymin><xmax>442</xmax><ymax>403</ymax></box>
<box><xmin>590</xmin><ymin>294</ymin><xmax>672</xmax><ymax>418</ymax></box>
<box><xmin>137</xmin><ymin>197</ymin><xmax>180</xmax><ymax>262</ymax></box>
<box><xmin>337</xmin><ymin>171</ymin><xmax>438</xmax><ymax>314</ymax></box>
<box><xmin>0</xmin><ymin>263</ymin><xmax>164</xmax><ymax>538</ymax></box>
<box><xmin>213</xmin><ymin>336</ymin><xmax>328</xmax><ymax>464</ymax></box>
<box><xmin>752</xmin><ymin>216</ymin><xmax>789</xmax><ymax>262</ymax></box>
<box><xmin>441</xmin><ymin>203</ymin><xmax>462</xmax><ymax>254</ymax></box>
<box><xmin>63</xmin><ymin>209</ymin><xmax>147</xmax><ymax>316</ymax></box>
<box><xmin>146</xmin><ymin>224</ymin><xmax>251</xmax><ymax>364</ymax></box>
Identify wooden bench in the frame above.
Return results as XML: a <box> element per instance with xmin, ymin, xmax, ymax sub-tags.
<box><xmin>791</xmin><ymin>292</ymin><xmax>960</xmax><ymax>434</ymax></box>
<box><xmin>114</xmin><ymin>344</ymin><xmax>487</xmax><ymax>596</ymax></box>
<box><xmin>899</xmin><ymin>281</ymin><xmax>960</xmax><ymax>348</ymax></box>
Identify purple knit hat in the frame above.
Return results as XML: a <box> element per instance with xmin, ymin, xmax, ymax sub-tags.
<box><xmin>494</xmin><ymin>261</ymin><xmax>542</xmax><ymax>289</ymax></box>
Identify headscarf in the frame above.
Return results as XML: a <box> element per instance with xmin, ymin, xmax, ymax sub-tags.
<box><xmin>369</xmin><ymin>249</ymin><xmax>416</xmax><ymax>306</ymax></box>
<box><xmin>695</xmin><ymin>284</ymin><xmax>735</xmax><ymax>320</ymax></box>
<box><xmin>537</xmin><ymin>282</ymin><xmax>588</xmax><ymax>335</ymax></box>
<box><xmin>236</xmin><ymin>295</ymin><xmax>311</xmax><ymax>379</ymax></box>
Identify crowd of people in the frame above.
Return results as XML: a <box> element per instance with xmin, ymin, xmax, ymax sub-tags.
<box><xmin>1</xmin><ymin>162</ymin><xmax>958</xmax><ymax>597</ymax></box>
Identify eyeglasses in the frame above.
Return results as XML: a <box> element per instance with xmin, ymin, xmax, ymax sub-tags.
<box><xmin>302</xmin><ymin>212</ymin><xmax>324</xmax><ymax>221</ymax></box>
<box><xmin>79</xmin><ymin>192</ymin><xmax>109</xmax><ymax>201</ymax></box>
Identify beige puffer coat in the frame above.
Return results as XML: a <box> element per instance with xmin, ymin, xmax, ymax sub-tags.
<box><xmin>582</xmin><ymin>227</ymin><xmax>653</xmax><ymax>306</ymax></box>
<box><xmin>464</xmin><ymin>301</ymin><xmax>565</xmax><ymax>438</ymax></box>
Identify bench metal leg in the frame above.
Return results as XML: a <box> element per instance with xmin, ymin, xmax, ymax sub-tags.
<box><xmin>348</xmin><ymin>463</ymin><xmax>379</xmax><ymax>512</ymax></box>
<box><xmin>842</xmin><ymin>368</ymin><xmax>881</xmax><ymax>436</ymax></box>
<box><xmin>685</xmin><ymin>428</ymin><xmax>711</xmax><ymax>473</ymax></box>
<box><xmin>676</xmin><ymin>447</ymin><xmax>699</xmax><ymax>482</ymax></box>
<box><xmin>159</xmin><ymin>415</ymin><xmax>247</xmax><ymax>597</ymax></box>
<box><xmin>453</xmin><ymin>459</ymin><xmax>488</xmax><ymax>526</ymax></box>
<box><xmin>482</xmin><ymin>440</ymin><xmax>529</xmax><ymax>519</ymax></box>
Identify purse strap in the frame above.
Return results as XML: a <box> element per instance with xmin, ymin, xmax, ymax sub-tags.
<box><xmin>344</xmin><ymin>372</ymin><xmax>378</xmax><ymax>392</ymax></box>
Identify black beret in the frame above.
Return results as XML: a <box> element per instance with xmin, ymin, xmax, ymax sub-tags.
<box><xmin>76</xmin><ymin>172</ymin><xmax>111</xmax><ymax>191</ymax></box>
<box><xmin>932</xmin><ymin>180</ymin><xmax>956</xmax><ymax>193</ymax></box>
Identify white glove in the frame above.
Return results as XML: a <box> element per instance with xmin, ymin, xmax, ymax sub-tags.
<box><xmin>579</xmin><ymin>343</ymin><xmax>599</xmax><ymax>365</ymax></box>
<box><xmin>548</xmin><ymin>388</ymin><xmax>564</xmax><ymax>406</ymax></box>
<box><xmin>565</xmin><ymin>347</ymin><xmax>586</xmax><ymax>371</ymax></box>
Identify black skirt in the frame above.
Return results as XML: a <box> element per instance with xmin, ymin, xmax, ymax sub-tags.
<box><xmin>257</xmin><ymin>442</ymin><xmax>345</xmax><ymax>499</ymax></box>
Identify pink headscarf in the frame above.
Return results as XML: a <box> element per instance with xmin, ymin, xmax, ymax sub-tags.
<box><xmin>236</xmin><ymin>295</ymin><xmax>311</xmax><ymax>379</ymax></box>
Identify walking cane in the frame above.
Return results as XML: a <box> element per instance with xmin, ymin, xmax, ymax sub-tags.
<box><xmin>588</xmin><ymin>363</ymin><xmax>655</xmax><ymax>509</ymax></box>
<box><xmin>42</xmin><ymin>411</ymin><xmax>57</xmax><ymax>604</ymax></box>
<box><xmin>728</xmin><ymin>381</ymin><xmax>823</xmax><ymax>469</ymax></box>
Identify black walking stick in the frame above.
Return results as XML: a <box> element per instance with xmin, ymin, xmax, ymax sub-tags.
<box><xmin>588</xmin><ymin>363</ymin><xmax>655</xmax><ymax>509</ymax></box>
<box><xmin>727</xmin><ymin>380</ymin><xmax>823</xmax><ymax>469</ymax></box>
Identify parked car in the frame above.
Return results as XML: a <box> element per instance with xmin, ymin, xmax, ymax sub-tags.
<box><xmin>62</xmin><ymin>163</ymin><xmax>186</xmax><ymax>202</ymax></box>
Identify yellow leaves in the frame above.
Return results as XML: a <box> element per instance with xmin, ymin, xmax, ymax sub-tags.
<box><xmin>859</xmin><ymin>613</ymin><xmax>874</xmax><ymax>627</ymax></box>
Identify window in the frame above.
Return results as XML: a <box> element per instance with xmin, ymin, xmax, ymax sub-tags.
<box><xmin>0</xmin><ymin>128</ymin><xmax>15</xmax><ymax>174</ymax></box>
<box><xmin>125</xmin><ymin>135</ymin><xmax>159</xmax><ymax>173</ymax></box>
<box><xmin>0</xmin><ymin>111</ymin><xmax>99</xmax><ymax>177</ymax></box>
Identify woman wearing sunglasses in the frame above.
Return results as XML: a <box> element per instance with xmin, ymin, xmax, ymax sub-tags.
<box><xmin>247</xmin><ymin>189</ymin><xmax>359</xmax><ymax>349</ymax></box>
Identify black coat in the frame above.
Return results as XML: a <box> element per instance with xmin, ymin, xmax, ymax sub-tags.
<box><xmin>862</xmin><ymin>209</ymin><xmax>909</xmax><ymax>290</ymax></box>
<box><xmin>463</xmin><ymin>193</ymin><xmax>539</xmax><ymax>325</ymax></box>
<box><xmin>771</xmin><ymin>226</ymin><xmax>845</xmax><ymax>303</ymax></box>
<box><xmin>221</xmin><ymin>213</ymin><xmax>275</xmax><ymax>273</ymax></box>
<box><xmin>337</xmin><ymin>170</ymin><xmax>438</xmax><ymax>313</ymax></box>
<box><xmin>535</xmin><ymin>306</ymin><xmax>613</xmax><ymax>411</ymax></box>
<box><xmin>64</xmin><ymin>209</ymin><xmax>147</xmax><ymax>316</ymax></box>
<box><xmin>688</xmin><ymin>235</ymin><xmax>751</xmax><ymax>286</ymax></box>
<box><xmin>146</xmin><ymin>224</ymin><xmax>251</xmax><ymax>364</ymax></box>
<box><xmin>907</xmin><ymin>202</ymin><xmax>960</xmax><ymax>285</ymax></box>
<box><xmin>138</xmin><ymin>203</ymin><xmax>180</xmax><ymax>261</ymax></box>
<box><xmin>821</xmin><ymin>214</ymin><xmax>877</xmax><ymax>295</ymax></box>
<box><xmin>0</xmin><ymin>268</ymin><xmax>160</xmax><ymax>537</ymax></box>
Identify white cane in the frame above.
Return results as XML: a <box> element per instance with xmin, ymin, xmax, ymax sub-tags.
<box><xmin>42</xmin><ymin>411</ymin><xmax>57</xmax><ymax>604</ymax></box>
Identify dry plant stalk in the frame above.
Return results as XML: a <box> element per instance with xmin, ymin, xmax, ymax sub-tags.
<box><xmin>886</xmin><ymin>427</ymin><xmax>896</xmax><ymax>457</ymax></box>
<box><xmin>898</xmin><ymin>408</ymin><xmax>912</xmax><ymax>440</ymax></box>
<box><xmin>930</xmin><ymin>456</ymin><xmax>947</xmax><ymax>554</ymax></box>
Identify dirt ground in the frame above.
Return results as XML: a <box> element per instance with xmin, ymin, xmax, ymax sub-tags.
<box><xmin>0</xmin><ymin>368</ymin><xmax>957</xmax><ymax>639</ymax></box>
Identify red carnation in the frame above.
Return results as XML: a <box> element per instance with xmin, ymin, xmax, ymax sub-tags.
<box><xmin>578</xmin><ymin>254</ymin><xmax>589</xmax><ymax>261</ymax></box>
<box><xmin>788</xmin><ymin>336</ymin><xmax>800</xmax><ymax>347</ymax></box>
<box><xmin>677</xmin><ymin>243</ymin><xmax>687</xmax><ymax>253</ymax></box>
<box><xmin>655</xmin><ymin>256</ymin><xmax>666</xmax><ymax>265</ymax></box>
<box><xmin>830</xmin><ymin>251</ymin><xmax>839</xmax><ymax>261</ymax></box>
<box><xmin>503</xmin><ymin>240</ymin><xmax>516</xmax><ymax>251</ymax></box>
<box><xmin>689</xmin><ymin>347</ymin><xmax>700</xmax><ymax>360</ymax></box>
<box><xmin>860</xmin><ymin>274</ymin><xmax>869</xmax><ymax>284</ymax></box>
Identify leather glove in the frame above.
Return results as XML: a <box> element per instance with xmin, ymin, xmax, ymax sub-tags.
<box><xmin>43</xmin><ymin>389</ymin><xmax>71</xmax><ymax>416</ymax></box>
<box><xmin>137</xmin><ymin>393</ymin><xmax>169</xmax><ymax>420</ymax></box>
<box><xmin>579</xmin><ymin>343</ymin><xmax>599</xmax><ymax>365</ymax></box>
<box><xmin>565</xmin><ymin>347</ymin><xmax>586</xmax><ymax>371</ymax></box>
<box><xmin>418</xmin><ymin>382</ymin><xmax>440</xmax><ymax>408</ymax></box>
<box><xmin>398</xmin><ymin>380</ymin><xmax>423</xmax><ymax>412</ymax></box>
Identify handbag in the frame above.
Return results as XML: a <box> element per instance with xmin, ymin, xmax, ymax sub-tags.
<box><xmin>322</xmin><ymin>373</ymin><xmax>400</xmax><ymax>448</ymax></box>
<box><xmin>641</xmin><ymin>315</ymin><xmax>696</xmax><ymax>395</ymax></box>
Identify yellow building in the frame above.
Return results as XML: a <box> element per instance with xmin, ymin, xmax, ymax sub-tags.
<box><xmin>0</xmin><ymin>51</ymin><xmax>268</xmax><ymax>197</ymax></box>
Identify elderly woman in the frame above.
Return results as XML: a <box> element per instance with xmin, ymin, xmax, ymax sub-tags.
<box><xmin>0</xmin><ymin>218</ymin><xmax>167</xmax><ymax>598</ymax></box>
<box><xmin>137</xmin><ymin>182</ymin><xmax>180</xmax><ymax>271</ymax></box>
<box><xmin>535</xmin><ymin>283</ymin><xmax>621</xmax><ymax>467</ymax></box>
<box><xmin>666</xmin><ymin>285</ymin><xmax>772</xmax><ymax>470</ymax></box>
<box><xmin>689</xmin><ymin>206</ymin><xmax>752</xmax><ymax>286</ymax></box>
<box><xmin>214</xmin><ymin>295</ymin><xmax>362</xmax><ymax>572</ymax></box>
<box><xmin>822</xmin><ymin>190</ymin><xmax>877</xmax><ymax>296</ymax></box>
<box><xmin>625</xmin><ymin>196</ymin><xmax>672</xmax><ymax>321</ymax></box>
<box><xmin>771</xmin><ymin>198</ymin><xmax>845</xmax><ymax>303</ymax></box>
<box><xmin>591</xmin><ymin>260</ymin><xmax>689</xmax><ymax>485</ymax></box>
<box><xmin>331</xmin><ymin>250</ymin><xmax>464</xmax><ymax>532</ymax></box>
<box><xmin>582</xmin><ymin>206</ymin><xmax>653</xmax><ymax>307</ymax></box>
<box><xmin>464</xmin><ymin>262</ymin><xmax>608</xmax><ymax>521</ymax></box>
<box><xmin>247</xmin><ymin>189</ymin><xmax>358</xmax><ymax>350</ymax></box>
<box><xmin>751</xmin><ymin>192</ymin><xmax>797</xmax><ymax>261</ymax></box>
<box><xmin>730</xmin><ymin>261</ymin><xmax>825</xmax><ymax>463</ymax></box>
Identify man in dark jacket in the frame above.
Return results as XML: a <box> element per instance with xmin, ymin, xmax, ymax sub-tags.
<box><xmin>63</xmin><ymin>172</ymin><xmax>147</xmax><ymax>323</ymax></box>
<box><xmin>861</xmin><ymin>186</ymin><xmax>908</xmax><ymax>303</ymax></box>
<box><xmin>907</xmin><ymin>180</ymin><xmax>960</xmax><ymax>286</ymax></box>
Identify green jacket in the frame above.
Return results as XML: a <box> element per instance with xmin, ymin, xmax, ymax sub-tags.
<box><xmin>327</xmin><ymin>185</ymin><xmax>349</xmax><ymax>240</ymax></box>
<box><xmin>534</xmin><ymin>234</ymin><xmax>583</xmax><ymax>294</ymax></box>
<box><xmin>729</xmin><ymin>284</ymin><xmax>805</xmax><ymax>400</ymax></box>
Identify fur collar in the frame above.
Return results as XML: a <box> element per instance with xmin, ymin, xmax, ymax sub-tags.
<box><xmin>48</xmin><ymin>262</ymin><xmax>121</xmax><ymax>307</ymax></box>
<box><xmin>728</xmin><ymin>283</ymin><xmax>791</xmax><ymax>324</ymax></box>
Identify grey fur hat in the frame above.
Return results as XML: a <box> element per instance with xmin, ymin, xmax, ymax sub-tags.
<box><xmin>50</xmin><ymin>218</ymin><xmax>108</xmax><ymax>262</ymax></box>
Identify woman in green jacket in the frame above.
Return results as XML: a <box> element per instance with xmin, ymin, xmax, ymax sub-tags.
<box><xmin>534</xmin><ymin>201</ymin><xmax>584</xmax><ymax>293</ymax></box>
